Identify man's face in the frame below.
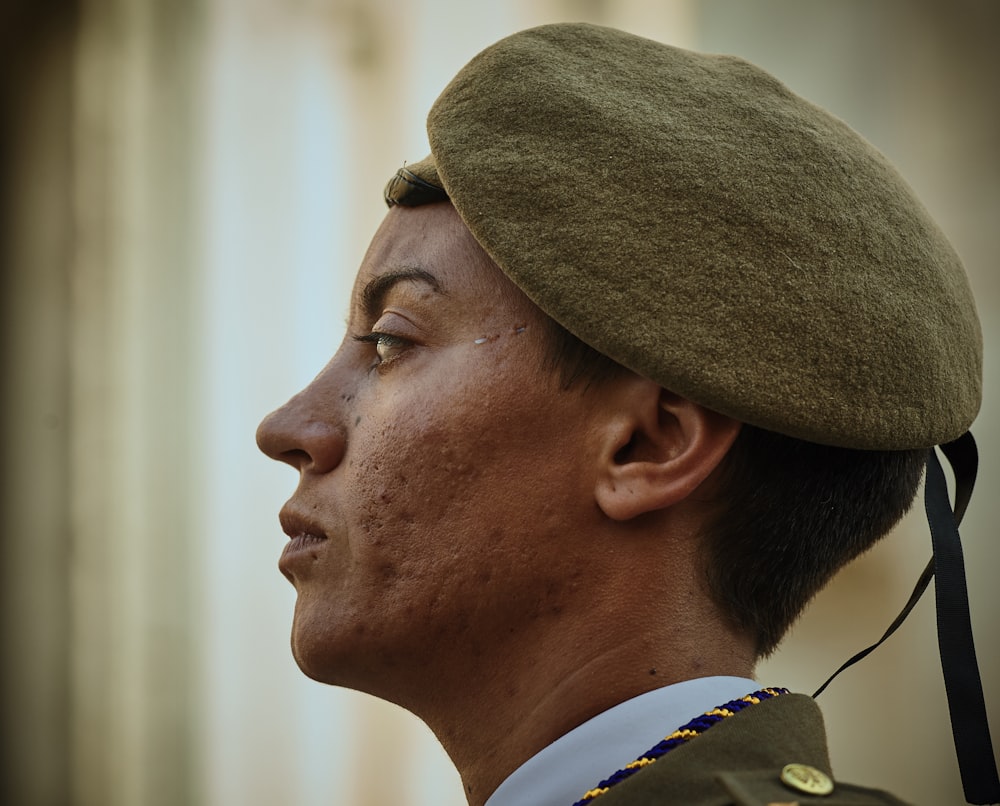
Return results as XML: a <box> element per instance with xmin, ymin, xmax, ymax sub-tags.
<box><xmin>256</xmin><ymin>203</ymin><xmax>608</xmax><ymax>703</ymax></box>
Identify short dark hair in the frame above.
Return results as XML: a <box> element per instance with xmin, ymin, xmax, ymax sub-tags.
<box><xmin>541</xmin><ymin>317</ymin><xmax>926</xmax><ymax>658</ymax></box>
<box><xmin>704</xmin><ymin>425</ymin><xmax>925</xmax><ymax>657</ymax></box>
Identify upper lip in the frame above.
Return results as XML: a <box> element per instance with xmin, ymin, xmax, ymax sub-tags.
<box><xmin>278</xmin><ymin>505</ymin><xmax>329</xmax><ymax>540</ymax></box>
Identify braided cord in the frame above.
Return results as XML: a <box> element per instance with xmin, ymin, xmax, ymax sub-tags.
<box><xmin>573</xmin><ymin>687</ymin><xmax>790</xmax><ymax>804</ymax></box>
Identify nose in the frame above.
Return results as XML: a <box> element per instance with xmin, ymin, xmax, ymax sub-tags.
<box><xmin>256</xmin><ymin>387</ymin><xmax>347</xmax><ymax>475</ymax></box>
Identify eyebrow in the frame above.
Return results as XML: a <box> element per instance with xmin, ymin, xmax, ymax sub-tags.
<box><xmin>359</xmin><ymin>267</ymin><xmax>443</xmax><ymax>321</ymax></box>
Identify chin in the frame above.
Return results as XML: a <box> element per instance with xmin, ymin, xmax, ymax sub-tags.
<box><xmin>288</xmin><ymin>609</ymin><xmax>343</xmax><ymax>682</ymax></box>
<box><xmin>290</xmin><ymin>635</ymin><xmax>358</xmax><ymax>688</ymax></box>
<box><xmin>288</xmin><ymin>614</ymin><xmax>376</xmax><ymax>691</ymax></box>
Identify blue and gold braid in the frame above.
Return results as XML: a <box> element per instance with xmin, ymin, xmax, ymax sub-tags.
<box><xmin>572</xmin><ymin>687</ymin><xmax>790</xmax><ymax>804</ymax></box>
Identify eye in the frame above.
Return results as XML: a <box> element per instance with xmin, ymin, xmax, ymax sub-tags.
<box><xmin>373</xmin><ymin>333</ymin><xmax>406</xmax><ymax>363</ymax></box>
<box><xmin>354</xmin><ymin>331</ymin><xmax>410</xmax><ymax>367</ymax></box>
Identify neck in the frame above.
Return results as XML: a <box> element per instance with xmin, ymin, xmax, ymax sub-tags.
<box><xmin>407</xmin><ymin>578</ymin><xmax>756</xmax><ymax>805</ymax></box>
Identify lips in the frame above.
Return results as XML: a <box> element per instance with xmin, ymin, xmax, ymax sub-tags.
<box><xmin>278</xmin><ymin>506</ymin><xmax>329</xmax><ymax>567</ymax></box>
<box><xmin>282</xmin><ymin>532</ymin><xmax>326</xmax><ymax>556</ymax></box>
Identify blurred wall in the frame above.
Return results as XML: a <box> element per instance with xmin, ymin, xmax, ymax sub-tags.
<box><xmin>1</xmin><ymin>1</ymin><xmax>996</xmax><ymax>804</ymax></box>
<box><xmin>1</xmin><ymin>2</ymin><xmax>78</xmax><ymax>803</ymax></box>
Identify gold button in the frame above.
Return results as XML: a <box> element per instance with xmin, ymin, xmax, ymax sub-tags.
<box><xmin>780</xmin><ymin>763</ymin><xmax>834</xmax><ymax>796</ymax></box>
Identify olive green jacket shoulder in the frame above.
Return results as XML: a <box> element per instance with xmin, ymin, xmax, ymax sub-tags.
<box><xmin>594</xmin><ymin>694</ymin><xmax>908</xmax><ymax>806</ymax></box>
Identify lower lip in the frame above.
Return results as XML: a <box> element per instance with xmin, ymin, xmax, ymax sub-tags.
<box><xmin>280</xmin><ymin>534</ymin><xmax>327</xmax><ymax>560</ymax></box>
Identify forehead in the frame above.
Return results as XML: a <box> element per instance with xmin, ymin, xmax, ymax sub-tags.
<box><xmin>353</xmin><ymin>202</ymin><xmax>528</xmax><ymax>311</ymax></box>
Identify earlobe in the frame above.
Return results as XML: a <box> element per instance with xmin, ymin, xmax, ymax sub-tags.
<box><xmin>594</xmin><ymin>385</ymin><xmax>741</xmax><ymax>522</ymax></box>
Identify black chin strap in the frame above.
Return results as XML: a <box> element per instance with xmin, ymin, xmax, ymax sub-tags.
<box><xmin>813</xmin><ymin>432</ymin><xmax>999</xmax><ymax>805</ymax></box>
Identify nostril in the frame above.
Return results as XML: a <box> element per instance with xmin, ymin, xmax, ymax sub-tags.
<box><xmin>255</xmin><ymin>407</ymin><xmax>311</xmax><ymax>468</ymax></box>
<box><xmin>279</xmin><ymin>448</ymin><xmax>312</xmax><ymax>468</ymax></box>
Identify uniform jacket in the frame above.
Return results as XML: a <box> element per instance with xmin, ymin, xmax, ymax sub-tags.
<box><xmin>593</xmin><ymin>694</ymin><xmax>908</xmax><ymax>806</ymax></box>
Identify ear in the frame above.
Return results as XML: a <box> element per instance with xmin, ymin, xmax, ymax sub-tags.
<box><xmin>594</xmin><ymin>379</ymin><xmax>742</xmax><ymax>522</ymax></box>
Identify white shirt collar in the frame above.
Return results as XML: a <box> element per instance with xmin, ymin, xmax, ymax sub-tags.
<box><xmin>484</xmin><ymin>676</ymin><xmax>759</xmax><ymax>806</ymax></box>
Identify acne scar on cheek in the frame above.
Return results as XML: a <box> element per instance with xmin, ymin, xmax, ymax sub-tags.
<box><xmin>472</xmin><ymin>323</ymin><xmax>529</xmax><ymax>345</ymax></box>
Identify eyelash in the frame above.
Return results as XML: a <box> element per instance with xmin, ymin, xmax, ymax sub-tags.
<box><xmin>353</xmin><ymin>331</ymin><xmax>410</xmax><ymax>368</ymax></box>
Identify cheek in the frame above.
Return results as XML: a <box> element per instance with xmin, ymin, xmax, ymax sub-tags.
<box><xmin>347</xmin><ymin>401</ymin><xmax>500</xmax><ymax>560</ymax></box>
<box><xmin>344</xmin><ymin>368</ymin><xmax>583</xmax><ymax>602</ymax></box>
<box><xmin>351</xmin><ymin>371</ymin><xmax>566</xmax><ymax>527</ymax></box>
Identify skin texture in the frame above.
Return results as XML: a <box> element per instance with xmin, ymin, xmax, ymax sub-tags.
<box><xmin>256</xmin><ymin>202</ymin><xmax>754</xmax><ymax>805</ymax></box>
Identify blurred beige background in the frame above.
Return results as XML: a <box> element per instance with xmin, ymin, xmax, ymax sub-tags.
<box><xmin>1</xmin><ymin>1</ymin><xmax>997</xmax><ymax>804</ymax></box>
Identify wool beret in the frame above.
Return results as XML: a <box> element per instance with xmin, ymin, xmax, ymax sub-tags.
<box><xmin>385</xmin><ymin>23</ymin><xmax>981</xmax><ymax>451</ymax></box>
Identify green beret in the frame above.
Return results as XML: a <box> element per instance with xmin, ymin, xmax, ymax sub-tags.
<box><xmin>386</xmin><ymin>23</ymin><xmax>981</xmax><ymax>451</ymax></box>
